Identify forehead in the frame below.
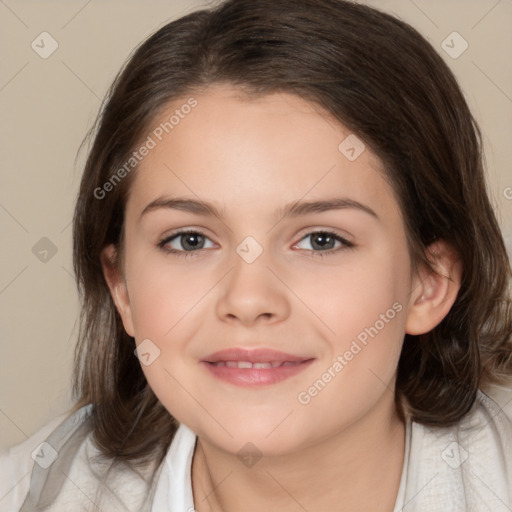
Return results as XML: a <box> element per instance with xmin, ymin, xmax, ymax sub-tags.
<box><xmin>125</xmin><ymin>84</ymin><xmax>400</xmax><ymax>223</ymax></box>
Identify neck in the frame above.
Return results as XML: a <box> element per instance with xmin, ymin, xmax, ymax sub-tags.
<box><xmin>191</xmin><ymin>392</ymin><xmax>406</xmax><ymax>512</ymax></box>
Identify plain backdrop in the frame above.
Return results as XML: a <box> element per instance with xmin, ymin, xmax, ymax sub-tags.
<box><xmin>1</xmin><ymin>0</ymin><xmax>511</xmax><ymax>451</ymax></box>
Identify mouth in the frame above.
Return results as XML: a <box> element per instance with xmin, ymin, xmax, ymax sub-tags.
<box><xmin>201</xmin><ymin>348</ymin><xmax>314</xmax><ymax>387</ymax></box>
<box><xmin>208</xmin><ymin>360</ymin><xmax>304</xmax><ymax>369</ymax></box>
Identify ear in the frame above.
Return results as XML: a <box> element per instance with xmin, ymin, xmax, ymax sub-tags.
<box><xmin>101</xmin><ymin>244</ymin><xmax>135</xmax><ymax>337</ymax></box>
<box><xmin>405</xmin><ymin>239</ymin><xmax>462</xmax><ymax>335</ymax></box>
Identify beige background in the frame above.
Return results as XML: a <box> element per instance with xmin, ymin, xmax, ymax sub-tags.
<box><xmin>1</xmin><ymin>0</ymin><xmax>511</xmax><ymax>451</ymax></box>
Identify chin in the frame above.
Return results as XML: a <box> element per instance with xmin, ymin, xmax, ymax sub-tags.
<box><xmin>194</xmin><ymin>415</ymin><xmax>314</xmax><ymax>457</ymax></box>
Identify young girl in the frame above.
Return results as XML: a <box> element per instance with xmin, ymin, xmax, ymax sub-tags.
<box><xmin>2</xmin><ymin>0</ymin><xmax>511</xmax><ymax>510</ymax></box>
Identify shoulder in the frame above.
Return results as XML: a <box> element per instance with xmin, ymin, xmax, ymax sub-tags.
<box><xmin>454</xmin><ymin>388</ymin><xmax>512</xmax><ymax>472</ymax></box>
<box><xmin>401</xmin><ymin>388</ymin><xmax>512</xmax><ymax>511</ymax></box>
<box><xmin>1</xmin><ymin>404</ymin><xmax>171</xmax><ymax>512</ymax></box>
<box><xmin>0</xmin><ymin>409</ymin><xmax>75</xmax><ymax>511</ymax></box>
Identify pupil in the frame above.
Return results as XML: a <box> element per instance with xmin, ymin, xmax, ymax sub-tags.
<box><xmin>182</xmin><ymin>233</ymin><xmax>204</xmax><ymax>250</ymax></box>
<box><xmin>312</xmin><ymin>233</ymin><xmax>334</xmax><ymax>250</ymax></box>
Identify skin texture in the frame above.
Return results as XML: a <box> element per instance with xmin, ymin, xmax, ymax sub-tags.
<box><xmin>102</xmin><ymin>84</ymin><xmax>462</xmax><ymax>511</ymax></box>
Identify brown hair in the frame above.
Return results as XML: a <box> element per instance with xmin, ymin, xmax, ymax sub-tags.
<box><xmin>72</xmin><ymin>0</ymin><xmax>512</xmax><ymax>467</ymax></box>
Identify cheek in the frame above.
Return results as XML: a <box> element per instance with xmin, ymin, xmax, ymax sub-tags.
<box><xmin>304</xmin><ymin>249</ymin><xmax>410</xmax><ymax>344</ymax></box>
<box><xmin>124</xmin><ymin>251</ymin><xmax>209</xmax><ymax>420</ymax></box>
<box><xmin>298</xmin><ymin>249</ymin><xmax>410</xmax><ymax>398</ymax></box>
<box><xmin>293</xmin><ymin>289</ymin><xmax>407</xmax><ymax>433</ymax></box>
<box><xmin>124</xmin><ymin>251</ymin><xmax>218</xmax><ymax>408</ymax></box>
<box><xmin>126</xmin><ymin>250</ymin><xmax>214</xmax><ymax>339</ymax></box>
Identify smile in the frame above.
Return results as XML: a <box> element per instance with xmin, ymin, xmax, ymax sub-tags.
<box><xmin>201</xmin><ymin>348</ymin><xmax>314</xmax><ymax>386</ymax></box>
<box><xmin>209</xmin><ymin>360</ymin><xmax>303</xmax><ymax>369</ymax></box>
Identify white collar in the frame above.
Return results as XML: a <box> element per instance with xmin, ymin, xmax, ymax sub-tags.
<box><xmin>152</xmin><ymin>422</ymin><xmax>197</xmax><ymax>512</ymax></box>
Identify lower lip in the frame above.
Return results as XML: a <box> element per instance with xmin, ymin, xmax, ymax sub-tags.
<box><xmin>201</xmin><ymin>360</ymin><xmax>314</xmax><ymax>387</ymax></box>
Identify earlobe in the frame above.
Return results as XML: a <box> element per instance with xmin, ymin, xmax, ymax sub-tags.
<box><xmin>405</xmin><ymin>240</ymin><xmax>462</xmax><ymax>335</ymax></box>
<box><xmin>100</xmin><ymin>244</ymin><xmax>135</xmax><ymax>337</ymax></box>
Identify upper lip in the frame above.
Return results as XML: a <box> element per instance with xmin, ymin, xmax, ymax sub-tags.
<box><xmin>202</xmin><ymin>348</ymin><xmax>312</xmax><ymax>363</ymax></box>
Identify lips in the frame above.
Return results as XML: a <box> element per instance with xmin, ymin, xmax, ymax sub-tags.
<box><xmin>203</xmin><ymin>348</ymin><xmax>309</xmax><ymax>364</ymax></box>
<box><xmin>211</xmin><ymin>360</ymin><xmax>302</xmax><ymax>369</ymax></box>
<box><xmin>201</xmin><ymin>348</ymin><xmax>314</xmax><ymax>387</ymax></box>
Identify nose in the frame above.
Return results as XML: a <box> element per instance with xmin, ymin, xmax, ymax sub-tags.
<box><xmin>215</xmin><ymin>250</ymin><xmax>290</xmax><ymax>327</ymax></box>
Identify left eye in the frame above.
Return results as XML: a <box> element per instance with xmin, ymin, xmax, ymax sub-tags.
<box><xmin>293</xmin><ymin>231</ymin><xmax>351</xmax><ymax>252</ymax></box>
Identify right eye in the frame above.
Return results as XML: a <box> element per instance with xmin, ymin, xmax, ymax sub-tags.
<box><xmin>158</xmin><ymin>229</ymin><xmax>216</xmax><ymax>255</ymax></box>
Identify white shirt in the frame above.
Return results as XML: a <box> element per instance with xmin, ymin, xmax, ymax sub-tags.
<box><xmin>2</xmin><ymin>389</ymin><xmax>511</xmax><ymax>511</ymax></box>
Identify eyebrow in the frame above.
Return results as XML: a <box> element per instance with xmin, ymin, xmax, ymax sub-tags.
<box><xmin>139</xmin><ymin>196</ymin><xmax>379</xmax><ymax>222</ymax></box>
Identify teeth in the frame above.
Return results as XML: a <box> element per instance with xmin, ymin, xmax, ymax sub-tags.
<box><xmin>212</xmin><ymin>360</ymin><xmax>302</xmax><ymax>368</ymax></box>
<box><xmin>253</xmin><ymin>362</ymin><xmax>272</xmax><ymax>369</ymax></box>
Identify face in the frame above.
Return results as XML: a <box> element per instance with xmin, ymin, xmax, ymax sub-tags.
<box><xmin>104</xmin><ymin>84</ymin><xmax>424</xmax><ymax>456</ymax></box>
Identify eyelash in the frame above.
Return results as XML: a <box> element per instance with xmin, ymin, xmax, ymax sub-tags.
<box><xmin>157</xmin><ymin>229</ymin><xmax>354</xmax><ymax>259</ymax></box>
